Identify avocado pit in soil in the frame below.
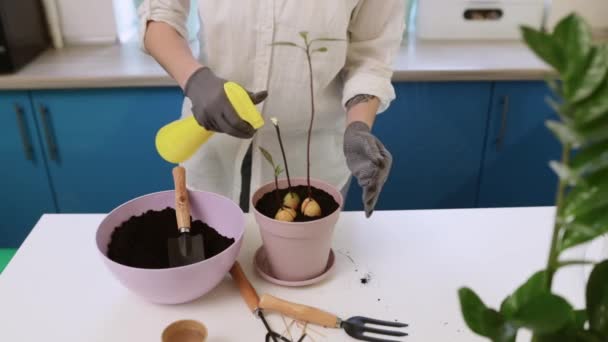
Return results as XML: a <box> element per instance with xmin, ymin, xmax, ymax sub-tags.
<box><xmin>255</xmin><ymin>185</ymin><xmax>339</xmax><ymax>222</ymax></box>
<box><xmin>107</xmin><ymin>207</ymin><xmax>234</xmax><ymax>269</ymax></box>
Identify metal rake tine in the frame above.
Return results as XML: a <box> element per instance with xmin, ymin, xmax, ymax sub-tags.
<box><xmin>362</xmin><ymin>326</ymin><xmax>408</xmax><ymax>337</ymax></box>
<box><xmin>358</xmin><ymin>317</ymin><xmax>408</xmax><ymax>328</ymax></box>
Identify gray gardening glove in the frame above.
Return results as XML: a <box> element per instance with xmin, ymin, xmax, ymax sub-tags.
<box><xmin>185</xmin><ymin>67</ymin><xmax>268</xmax><ymax>138</ymax></box>
<box><xmin>344</xmin><ymin>121</ymin><xmax>392</xmax><ymax>218</ymax></box>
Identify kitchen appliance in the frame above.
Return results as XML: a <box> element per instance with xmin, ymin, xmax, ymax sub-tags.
<box><xmin>416</xmin><ymin>0</ymin><xmax>547</xmax><ymax>40</ymax></box>
<box><xmin>0</xmin><ymin>0</ymin><xmax>50</xmax><ymax>73</ymax></box>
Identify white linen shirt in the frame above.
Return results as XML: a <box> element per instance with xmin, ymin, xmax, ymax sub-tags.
<box><xmin>138</xmin><ymin>0</ymin><xmax>405</xmax><ymax>205</ymax></box>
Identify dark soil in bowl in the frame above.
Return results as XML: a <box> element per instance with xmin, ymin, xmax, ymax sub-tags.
<box><xmin>255</xmin><ymin>185</ymin><xmax>340</xmax><ymax>222</ymax></box>
<box><xmin>107</xmin><ymin>207</ymin><xmax>234</xmax><ymax>269</ymax></box>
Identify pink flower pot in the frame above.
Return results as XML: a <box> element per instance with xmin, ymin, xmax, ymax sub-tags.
<box><xmin>95</xmin><ymin>190</ymin><xmax>245</xmax><ymax>304</ymax></box>
<box><xmin>251</xmin><ymin>177</ymin><xmax>343</xmax><ymax>282</ymax></box>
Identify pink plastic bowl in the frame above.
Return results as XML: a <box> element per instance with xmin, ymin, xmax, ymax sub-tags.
<box><xmin>95</xmin><ymin>190</ymin><xmax>244</xmax><ymax>304</ymax></box>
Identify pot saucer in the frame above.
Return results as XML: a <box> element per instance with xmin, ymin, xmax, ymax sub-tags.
<box><xmin>253</xmin><ymin>247</ymin><xmax>335</xmax><ymax>287</ymax></box>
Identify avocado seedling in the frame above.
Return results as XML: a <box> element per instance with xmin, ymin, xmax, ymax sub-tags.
<box><xmin>259</xmin><ymin>146</ymin><xmax>295</xmax><ymax>222</ymax></box>
<box><xmin>273</xmin><ymin>32</ymin><xmax>342</xmax><ymax>218</ymax></box>
<box><xmin>270</xmin><ymin>117</ymin><xmax>300</xmax><ymax>210</ymax></box>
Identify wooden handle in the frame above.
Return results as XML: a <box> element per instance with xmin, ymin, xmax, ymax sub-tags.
<box><xmin>172</xmin><ymin>166</ymin><xmax>191</xmax><ymax>229</ymax></box>
<box><xmin>230</xmin><ymin>262</ymin><xmax>260</xmax><ymax>313</ymax></box>
<box><xmin>259</xmin><ymin>294</ymin><xmax>340</xmax><ymax>328</ymax></box>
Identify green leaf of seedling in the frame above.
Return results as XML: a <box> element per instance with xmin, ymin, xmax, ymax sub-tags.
<box><xmin>313</xmin><ymin>47</ymin><xmax>328</xmax><ymax>53</ymax></box>
<box><xmin>550</xmin><ymin>161</ymin><xmax>580</xmax><ymax>186</ymax></box>
<box><xmin>500</xmin><ymin>271</ymin><xmax>548</xmax><ymax>319</ymax></box>
<box><xmin>521</xmin><ymin>26</ymin><xmax>565</xmax><ymax>73</ymax></box>
<box><xmin>587</xmin><ymin>260</ymin><xmax>608</xmax><ymax>335</ymax></box>
<box><xmin>274</xmin><ymin>165</ymin><xmax>284</xmax><ymax>177</ymax></box>
<box><xmin>271</xmin><ymin>41</ymin><xmax>302</xmax><ymax>48</ymax></box>
<box><xmin>546</xmin><ymin>120</ymin><xmax>583</xmax><ymax>147</ymax></box>
<box><xmin>458</xmin><ymin>288</ymin><xmax>517</xmax><ymax>341</ymax></box>
<box><xmin>299</xmin><ymin>31</ymin><xmax>309</xmax><ymax>43</ymax></box>
<box><xmin>259</xmin><ymin>147</ymin><xmax>275</xmax><ymax>167</ymax></box>
<box><xmin>510</xmin><ymin>293</ymin><xmax>574</xmax><ymax>334</ymax></box>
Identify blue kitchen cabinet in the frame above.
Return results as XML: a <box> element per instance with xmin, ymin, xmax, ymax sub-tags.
<box><xmin>0</xmin><ymin>92</ymin><xmax>57</xmax><ymax>247</ymax></box>
<box><xmin>31</xmin><ymin>87</ymin><xmax>183</xmax><ymax>213</ymax></box>
<box><xmin>344</xmin><ymin>82</ymin><xmax>492</xmax><ymax>210</ymax></box>
<box><xmin>477</xmin><ymin>81</ymin><xmax>561</xmax><ymax>207</ymax></box>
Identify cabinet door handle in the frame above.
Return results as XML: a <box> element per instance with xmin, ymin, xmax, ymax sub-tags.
<box><xmin>14</xmin><ymin>104</ymin><xmax>34</xmax><ymax>160</ymax></box>
<box><xmin>495</xmin><ymin>95</ymin><xmax>509</xmax><ymax>151</ymax></box>
<box><xmin>39</xmin><ymin>104</ymin><xmax>59</xmax><ymax>161</ymax></box>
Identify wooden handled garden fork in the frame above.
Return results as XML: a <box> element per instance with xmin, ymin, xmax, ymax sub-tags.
<box><xmin>259</xmin><ymin>294</ymin><xmax>408</xmax><ymax>342</ymax></box>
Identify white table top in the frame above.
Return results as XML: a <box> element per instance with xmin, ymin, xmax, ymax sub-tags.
<box><xmin>0</xmin><ymin>208</ymin><xmax>596</xmax><ymax>341</ymax></box>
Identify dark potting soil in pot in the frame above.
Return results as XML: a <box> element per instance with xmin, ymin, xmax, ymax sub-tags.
<box><xmin>107</xmin><ymin>207</ymin><xmax>234</xmax><ymax>269</ymax></box>
<box><xmin>255</xmin><ymin>185</ymin><xmax>340</xmax><ymax>222</ymax></box>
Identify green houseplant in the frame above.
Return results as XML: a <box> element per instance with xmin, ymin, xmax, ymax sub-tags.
<box><xmin>458</xmin><ymin>14</ymin><xmax>608</xmax><ymax>342</ymax></box>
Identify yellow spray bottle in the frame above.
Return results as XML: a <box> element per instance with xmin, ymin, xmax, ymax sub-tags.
<box><xmin>155</xmin><ymin>82</ymin><xmax>265</xmax><ymax>164</ymax></box>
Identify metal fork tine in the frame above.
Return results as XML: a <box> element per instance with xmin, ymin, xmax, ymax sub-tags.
<box><xmin>359</xmin><ymin>317</ymin><xmax>408</xmax><ymax>328</ymax></box>
<box><xmin>363</xmin><ymin>326</ymin><xmax>408</xmax><ymax>337</ymax></box>
<box><xmin>358</xmin><ymin>335</ymin><xmax>402</xmax><ymax>342</ymax></box>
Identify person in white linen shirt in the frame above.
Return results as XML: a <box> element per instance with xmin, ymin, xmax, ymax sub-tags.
<box><xmin>139</xmin><ymin>0</ymin><xmax>405</xmax><ymax>217</ymax></box>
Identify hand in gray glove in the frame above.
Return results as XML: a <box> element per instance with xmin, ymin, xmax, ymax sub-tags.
<box><xmin>185</xmin><ymin>67</ymin><xmax>268</xmax><ymax>138</ymax></box>
<box><xmin>344</xmin><ymin>121</ymin><xmax>392</xmax><ymax>218</ymax></box>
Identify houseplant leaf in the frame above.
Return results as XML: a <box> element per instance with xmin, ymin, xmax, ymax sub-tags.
<box><xmin>550</xmin><ymin>161</ymin><xmax>580</xmax><ymax>186</ymax></box>
<box><xmin>563</xmin><ymin>178</ymin><xmax>608</xmax><ymax>219</ymax></box>
<box><xmin>570</xmin><ymin>140</ymin><xmax>608</xmax><ymax>176</ymax></box>
<box><xmin>586</xmin><ymin>260</ymin><xmax>608</xmax><ymax>335</ymax></box>
<box><xmin>552</xmin><ymin>14</ymin><xmax>592</xmax><ymax>76</ymax></box>
<box><xmin>566</xmin><ymin>46</ymin><xmax>608</xmax><ymax>103</ymax></box>
<box><xmin>572</xmin><ymin>77</ymin><xmax>608</xmax><ymax>127</ymax></box>
<box><xmin>577</xmin><ymin>114</ymin><xmax>608</xmax><ymax>145</ymax></box>
<box><xmin>313</xmin><ymin>47</ymin><xmax>328</xmax><ymax>53</ymax></box>
<box><xmin>561</xmin><ymin>210</ymin><xmax>608</xmax><ymax>250</ymax></box>
<box><xmin>521</xmin><ymin>27</ymin><xmax>565</xmax><ymax>73</ymax></box>
<box><xmin>534</xmin><ymin>310</ymin><xmax>592</xmax><ymax>342</ymax></box>
<box><xmin>459</xmin><ymin>288</ymin><xmax>517</xmax><ymax>341</ymax></box>
<box><xmin>546</xmin><ymin>120</ymin><xmax>583</xmax><ymax>147</ymax></box>
<box><xmin>500</xmin><ymin>271</ymin><xmax>547</xmax><ymax>318</ymax></box>
<box><xmin>509</xmin><ymin>293</ymin><xmax>573</xmax><ymax>334</ymax></box>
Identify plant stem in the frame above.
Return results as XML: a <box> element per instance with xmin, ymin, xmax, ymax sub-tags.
<box><xmin>544</xmin><ymin>144</ymin><xmax>571</xmax><ymax>291</ymax></box>
<box><xmin>557</xmin><ymin>260</ymin><xmax>594</xmax><ymax>268</ymax></box>
<box><xmin>274</xmin><ymin>174</ymin><xmax>281</xmax><ymax>209</ymax></box>
<box><xmin>273</xmin><ymin>123</ymin><xmax>292</xmax><ymax>192</ymax></box>
<box><xmin>305</xmin><ymin>44</ymin><xmax>315</xmax><ymax>199</ymax></box>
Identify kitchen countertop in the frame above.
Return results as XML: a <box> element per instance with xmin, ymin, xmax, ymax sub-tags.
<box><xmin>0</xmin><ymin>39</ymin><xmax>553</xmax><ymax>90</ymax></box>
<box><xmin>0</xmin><ymin>208</ymin><xmax>598</xmax><ymax>341</ymax></box>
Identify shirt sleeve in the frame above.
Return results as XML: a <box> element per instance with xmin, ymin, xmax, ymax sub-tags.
<box><xmin>342</xmin><ymin>0</ymin><xmax>406</xmax><ymax>113</ymax></box>
<box><xmin>137</xmin><ymin>0</ymin><xmax>190</xmax><ymax>53</ymax></box>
